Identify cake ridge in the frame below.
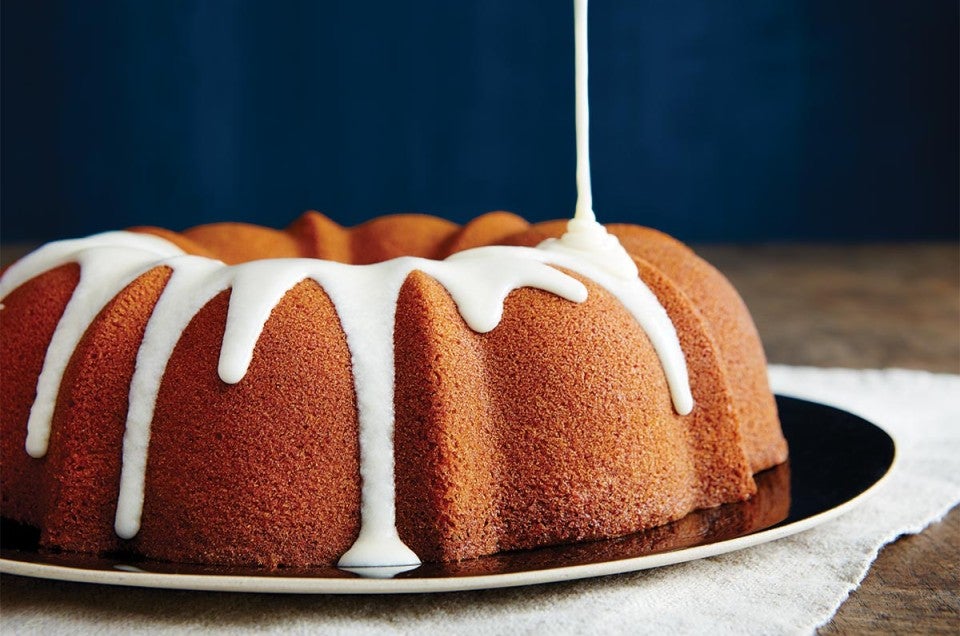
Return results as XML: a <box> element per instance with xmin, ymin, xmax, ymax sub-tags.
<box><xmin>0</xmin><ymin>233</ymin><xmax>185</xmax><ymax>458</ymax></box>
<box><xmin>0</xmin><ymin>219</ymin><xmax>697</xmax><ymax>567</ymax></box>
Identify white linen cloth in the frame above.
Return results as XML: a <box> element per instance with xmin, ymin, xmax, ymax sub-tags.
<box><xmin>2</xmin><ymin>366</ymin><xmax>958</xmax><ymax>635</ymax></box>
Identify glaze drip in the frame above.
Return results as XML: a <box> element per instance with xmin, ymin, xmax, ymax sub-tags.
<box><xmin>0</xmin><ymin>232</ymin><xmax>185</xmax><ymax>458</ymax></box>
<box><xmin>0</xmin><ymin>228</ymin><xmax>691</xmax><ymax>566</ymax></box>
<box><xmin>0</xmin><ymin>0</ymin><xmax>696</xmax><ymax>568</ymax></box>
<box><xmin>559</xmin><ymin>0</ymin><xmax>641</xmax><ymax>281</ymax></box>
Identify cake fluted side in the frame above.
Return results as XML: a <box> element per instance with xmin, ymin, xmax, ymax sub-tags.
<box><xmin>135</xmin><ymin>282</ymin><xmax>362</xmax><ymax>566</ymax></box>
<box><xmin>0</xmin><ymin>264</ymin><xmax>80</xmax><ymax>529</ymax></box>
<box><xmin>608</xmin><ymin>225</ymin><xmax>787</xmax><ymax>472</ymax></box>
<box><xmin>494</xmin><ymin>219</ymin><xmax>787</xmax><ymax>473</ymax></box>
<box><xmin>0</xmin><ymin>211</ymin><xmax>785</xmax><ymax>567</ymax></box>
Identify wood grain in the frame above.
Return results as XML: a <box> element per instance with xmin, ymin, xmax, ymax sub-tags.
<box><xmin>697</xmin><ymin>243</ymin><xmax>960</xmax><ymax>373</ymax></box>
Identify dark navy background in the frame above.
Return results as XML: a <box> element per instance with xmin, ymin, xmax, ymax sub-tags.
<box><xmin>2</xmin><ymin>1</ymin><xmax>957</xmax><ymax>242</ymax></box>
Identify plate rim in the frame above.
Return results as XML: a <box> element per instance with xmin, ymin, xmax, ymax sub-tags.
<box><xmin>0</xmin><ymin>396</ymin><xmax>897</xmax><ymax>594</ymax></box>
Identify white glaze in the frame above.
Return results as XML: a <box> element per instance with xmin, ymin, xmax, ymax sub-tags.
<box><xmin>533</xmin><ymin>244</ymin><xmax>694</xmax><ymax>415</ymax></box>
<box><xmin>0</xmin><ymin>228</ymin><xmax>691</xmax><ymax>566</ymax></box>
<box><xmin>115</xmin><ymin>256</ymin><xmax>228</xmax><ymax>540</ymax></box>
<box><xmin>0</xmin><ymin>0</ymin><xmax>694</xmax><ymax>568</ymax></box>
<box><xmin>558</xmin><ymin>1</ymin><xmax>689</xmax><ymax>407</ymax></box>
<box><xmin>558</xmin><ymin>0</ymin><xmax>642</xmax><ymax>280</ymax></box>
<box><xmin>0</xmin><ymin>232</ymin><xmax>184</xmax><ymax>457</ymax></box>
<box><xmin>574</xmin><ymin>0</ymin><xmax>593</xmax><ymax>224</ymax></box>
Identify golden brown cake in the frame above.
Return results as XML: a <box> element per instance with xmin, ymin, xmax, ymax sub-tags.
<box><xmin>0</xmin><ymin>211</ymin><xmax>787</xmax><ymax>568</ymax></box>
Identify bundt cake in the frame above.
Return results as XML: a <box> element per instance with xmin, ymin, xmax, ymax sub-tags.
<box><xmin>0</xmin><ymin>210</ymin><xmax>787</xmax><ymax>568</ymax></box>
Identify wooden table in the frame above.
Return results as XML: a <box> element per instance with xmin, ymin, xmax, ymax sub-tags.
<box><xmin>696</xmin><ymin>243</ymin><xmax>959</xmax><ymax>634</ymax></box>
<box><xmin>1</xmin><ymin>241</ymin><xmax>958</xmax><ymax>632</ymax></box>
